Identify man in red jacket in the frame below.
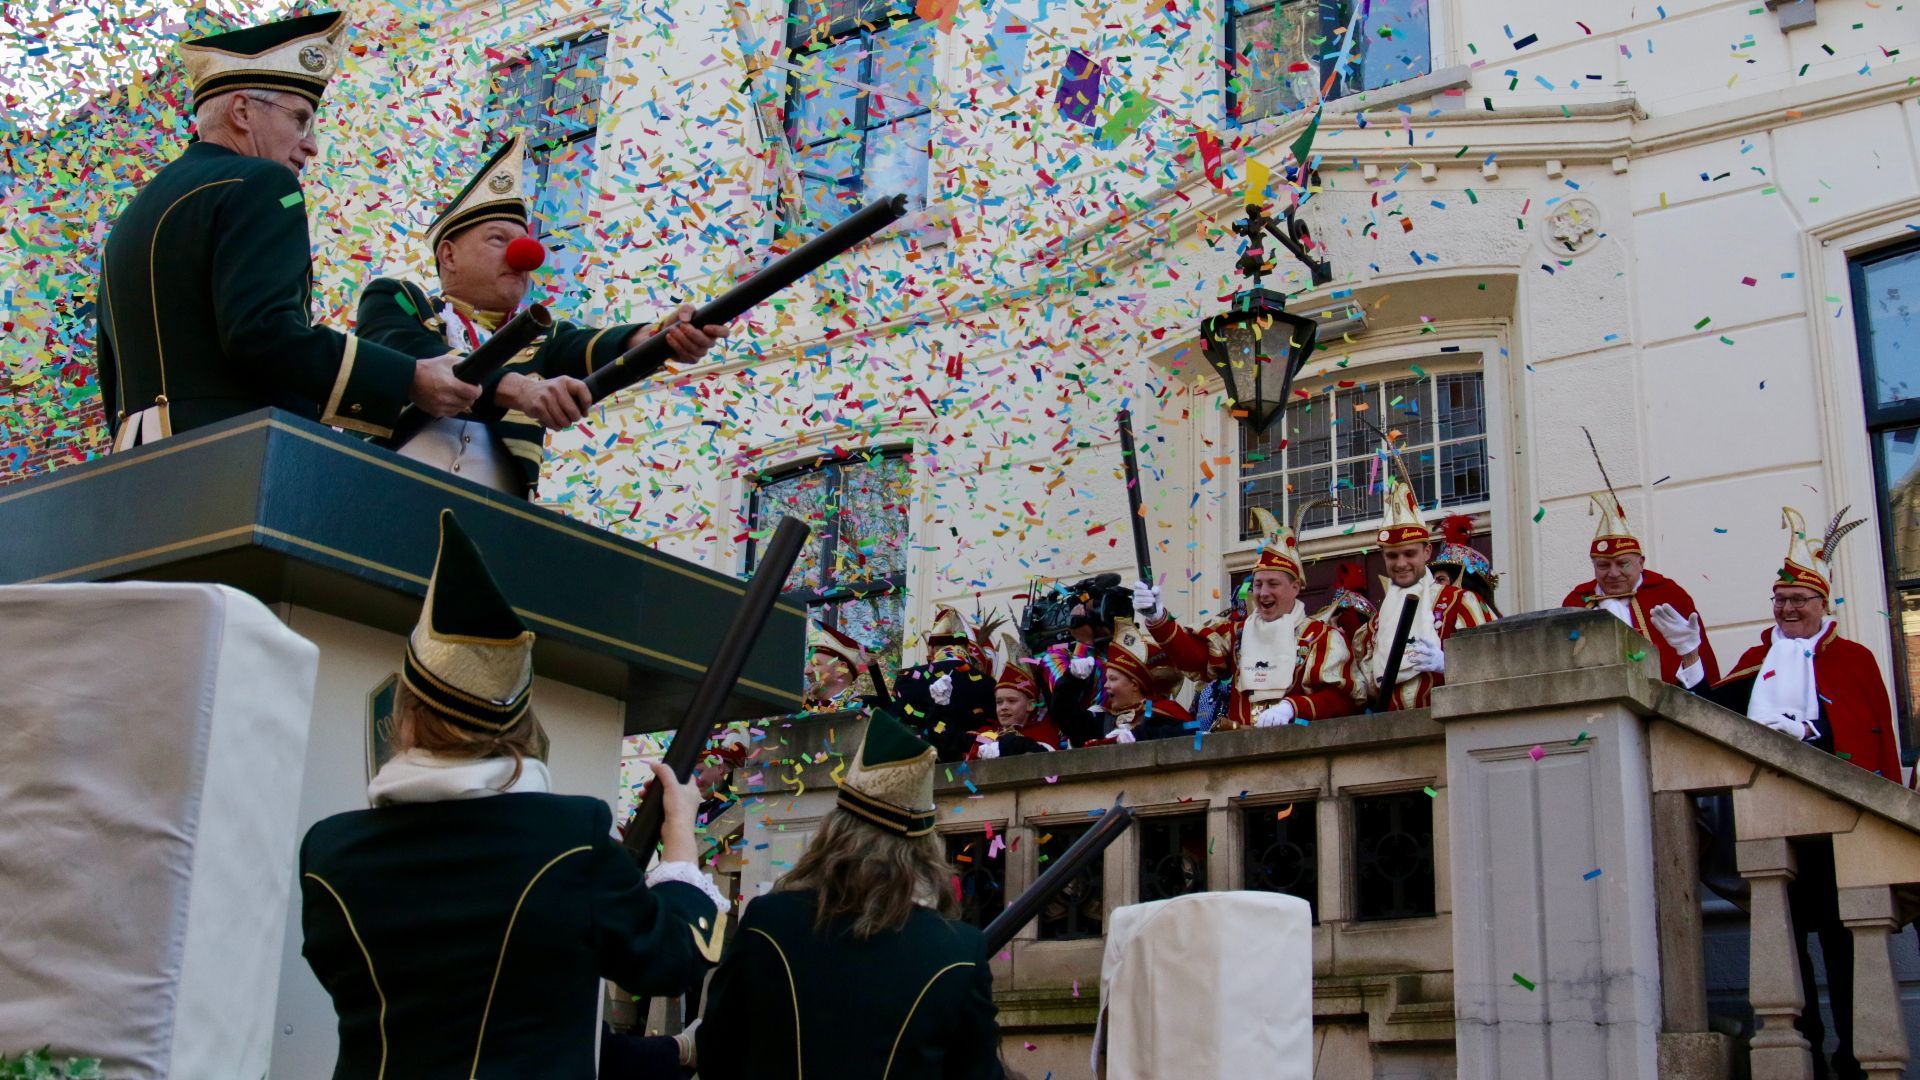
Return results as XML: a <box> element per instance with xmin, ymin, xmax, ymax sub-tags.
<box><xmin>1562</xmin><ymin>490</ymin><xmax>1720</xmax><ymax>685</ymax></box>
<box><xmin>1679</xmin><ymin>506</ymin><xmax>1898</xmax><ymax>1080</ymax></box>
<box><xmin>1135</xmin><ymin>506</ymin><xmax>1353</xmax><ymax>730</ymax></box>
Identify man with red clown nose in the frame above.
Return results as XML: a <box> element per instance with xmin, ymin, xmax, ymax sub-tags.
<box><xmin>356</xmin><ymin>133</ymin><xmax>729</xmax><ymax>497</ymax></box>
<box><xmin>1134</xmin><ymin>504</ymin><xmax>1355</xmax><ymax>730</ymax></box>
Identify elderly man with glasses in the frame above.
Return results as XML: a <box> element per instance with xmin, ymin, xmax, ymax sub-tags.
<box><xmin>1677</xmin><ymin>507</ymin><xmax>1901</xmax><ymax>1080</ymax></box>
<box><xmin>95</xmin><ymin>12</ymin><xmax>475</xmax><ymax>450</ymax></box>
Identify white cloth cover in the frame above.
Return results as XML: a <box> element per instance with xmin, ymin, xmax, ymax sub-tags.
<box><xmin>0</xmin><ymin>583</ymin><xmax>319</xmax><ymax>1079</ymax></box>
<box><xmin>1097</xmin><ymin>891</ymin><xmax>1312</xmax><ymax>1080</ymax></box>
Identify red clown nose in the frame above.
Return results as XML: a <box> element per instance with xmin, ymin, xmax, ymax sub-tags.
<box><xmin>504</xmin><ymin>237</ymin><xmax>547</xmax><ymax>272</ymax></box>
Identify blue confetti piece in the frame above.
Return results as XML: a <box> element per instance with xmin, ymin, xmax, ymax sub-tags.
<box><xmin>1583</xmin><ymin>868</ymin><xmax>1603</xmax><ymax>881</ymax></box>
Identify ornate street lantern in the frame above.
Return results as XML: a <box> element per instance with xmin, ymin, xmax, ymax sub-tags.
<box><xmin>1200</xmin><ymin>192</ymin><xmax>1331</xmax><ymax>433</ymax></box>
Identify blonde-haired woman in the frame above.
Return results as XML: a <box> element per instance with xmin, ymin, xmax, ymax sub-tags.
<box><xmin>698</xmin><ymin>707</ymin><xmax>1003</xmax><ymax>1079</ymax></box>
<box><xmin>300</xmin><ymin>512</ymin><xmax>723</xmax><ymax>1077</ymax></box>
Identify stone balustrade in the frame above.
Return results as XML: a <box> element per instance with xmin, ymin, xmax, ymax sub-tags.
<box><xmin>711</xmin><ymin>608</ymin><xmax>1920</xmax><ymax>1080</ymax></box>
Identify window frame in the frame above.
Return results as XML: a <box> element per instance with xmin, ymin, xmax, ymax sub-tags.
<box><xmin>489</xmin><ymin>30</ymin><xmax>609</xmax><ymax>302</ymax></box>
<box><xmin>1222</xmin><ymin>0</ymin><xmax>1435</xmax><ymax>126</ymax></box>
<box><xmin>780</xmin><ymin>0</ymin><xmax>936</xmax><ymax>234</ymax></box>
<box><xmin>1848</xmin><ymin>236</ymin><xmax>1920</xmax><ymax>761</ymax></box>
<box><xmin>1234</xmin><ymin>355</ymin><xmax>1494</xmax><ymax>548</ymax></box>
<box><xmin>744</xmin><ymin>447</ymin><xmax>912</xmax><ymax>647</ymax></box>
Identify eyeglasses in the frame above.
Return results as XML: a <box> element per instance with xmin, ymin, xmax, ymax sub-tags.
<box><xmin>244</xmin><ymin>94</ymin><xmax>316</xmax><ymax>137</ymax></box>
<box><xmin>1771</xmin><ymin>595</ymin><xmax>1822</xmax><ymax>609</ymax></box>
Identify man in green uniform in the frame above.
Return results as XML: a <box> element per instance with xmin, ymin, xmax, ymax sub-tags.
<box><xmin>95</xmin><ymin>11</ymin><xmax>476</xmax><ymax>449</ymax></box>
<box><xmin>356</xmin><ymin>133</ymin><xmax>729</xmax><ymax>496</ymax></box>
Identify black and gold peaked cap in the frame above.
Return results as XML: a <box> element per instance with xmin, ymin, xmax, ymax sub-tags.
<box><xmin>836</xmin><ymin>706</ymin><xmax>938</xmax><ymax>837</ymax></box>
<box><xmin>178</xmin><ymin>11</ymin><xmax>347</xmax><ymax>111</ymax></box>
<box><xmin>427</xmin><ymin>133</ymin><xmax>532</xmax><ymax>252</ymax></box>
<box><xmin>401</xmin><ymin>510</ymin><xmax>536</xmax><ymax>734</ymax></box>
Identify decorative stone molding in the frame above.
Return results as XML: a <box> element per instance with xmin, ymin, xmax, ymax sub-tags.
<box><xmin>1546</xmin><ymin>198</ymin><xmax>1604</xmax><ymax>256</ymax></box>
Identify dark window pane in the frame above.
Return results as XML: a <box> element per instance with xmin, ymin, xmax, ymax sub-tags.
<box><xmin>1860</xmin><ymin>246</ymin><xmax>1920</xmax><ymax>409</ymax></box>
<box><xmin>1239</xmin><ymin>411</ymin><xmax>1288</xmax><ymax>478</ymax></box>
<box><xmin>1037</xmin><ymin>824</ymin><xmax>1104</xmax><ymax>940</ymax></box>
<box><xmin>946</xmin><ymin>831</ymin><xmax>1007</xmax><ymax>929</ymax></box>
<box><xmin>530</xmin><ymin>137</ymin><xmax>597</xmax><ymax>238</ymax></box>
<box><xmin>1881</xmin><ymin>426</ymin><xmax>1920</xmax><ymax>581</ymax></box>
<box><xmin>1242</xmin><ymin>802</ymin><xmax>1317</xmax><ymax>920</ymax></box>
<box><xmin>869</xmin><ymin>20</ymin><xmax>937</xmax><ymax>124</ymax></box>
<box><xmin>1229</xmin><ymin>0</ymin><xmax>1314</xmax><ymax>122</ymax></box>
<box><xmin>1351</xmin><ymin>0</ymin><xmax>1431</xmax><ymax>93</ymax></box>
<box><xmin>1353</xmin><ymin>791</ymin><xmax>1436</xmax><ymax>920</ymax></box>
<box><xmin>789</xmin><ymin>39</ymin><xmax>864</xmax><ymax>145</ymax></box>
<box><xmin>1138</xmin><ymin>814</ymin><xmax>1209</xmax><ymax>901</ymax></box>
<box><xmin>862</xmin><ymin>111</ymin><xmax>931</xmax><ymax>206</ymax></box>
<box><xmin>750</xmin><ymin>469</ymin><xmax>831</xmax><ymax>591</ymax></box>
<box><xmin>1438</xmin><ymin>441</ymin><xmax>1488</xmax><ymax>507</ymax></box>
<box><xmin>541</xmin><ymin>34</ymin><xmax>606</xmax><ymax>142</ymax></box>
<box><xmin>1333</xmin><ymin>384</ymin><xmax>1376</xmax><ymax>460</ymax></box>
<box><xmin>1894</xmin><ymin>588</ymin><xmax>1920</xmax><ymax>760</ymax></box>
<box><xmin>1435</xmin><ymin>372</ymin><xmax>1486</xmax><ymax>441</ymax></box>
<box><xmin>1284</xmin><ymin>394</ymin><xmax>1334</xmax><ymax>469</ymax></box>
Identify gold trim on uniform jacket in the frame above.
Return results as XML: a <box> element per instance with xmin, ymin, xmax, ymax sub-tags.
<box><xmin>747</xmin><ymin>927</ymin><xmax>805</xmax><ymax>1077</ymax></box>
<box><xmin>883</xmin><ymin>961</ymin><xmax>976</xmax><ymax>1080</ymax></box>
<box><xmin>303</xmin><ymin>872</ymin><xmax>390</xmax><ymax>1079</ymax></box>
<box><xmin>144</xmin><ymin>178</ymin><xmax>246</xmax><ymax>408</ymax></box>
<box><xmin>471</xmin><ymin>845</ymin><xmax>592</xmax><ymax>1075</ymax></box>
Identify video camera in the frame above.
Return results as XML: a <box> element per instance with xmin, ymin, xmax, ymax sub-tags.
<box><xmin>1018</xmin><ymin>573</ymin><xmax>1134</xmax><ymax>654</ymax></box>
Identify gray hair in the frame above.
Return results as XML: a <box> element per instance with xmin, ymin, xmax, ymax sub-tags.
<box><xmin>195</xmin><ymin>89</ymin><xmax>293</xmax><ymax>134</ymax></box>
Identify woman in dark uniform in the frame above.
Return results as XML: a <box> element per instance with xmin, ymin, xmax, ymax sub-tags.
<box><xmin>300</xmin><ymin>511</ymin><xmax>725</xmax><ymax>1078</ymax></box>
<box><xmin>698</xmin><ymin>707</ymin><xmax>1004</xmax><ymax>1079</ymax></box>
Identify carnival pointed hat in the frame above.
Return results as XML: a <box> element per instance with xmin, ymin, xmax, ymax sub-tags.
<box><xmin>836</xmin><ymin>707</ymin><xmax>937</xmax><ymax>837</ymax></box>
<box><xmin>992</xmin><ymin>632</ymin><xmax>1041</xmax><ymax>701</ymax></box>
<box><xmin>1778</xmin><ymin>505</ymin><xmax>1866</xmax><ymax>600</ymax></box>
<box><xmin>1251</xmin><ymin>496</ymin><xmax>1329</xmax><ymax>581</ymax></box>
<box><xmin>427</xmin><ymin>133</ymin><xmax>533</xmax><ymax>252</ymax></box>
<box><xmin>927</xmin><ymin>604</ymin><xmax>968</xmax><ymax>645</ymax></box>
<box><xmin>1588</xmin><ymin>492</ymin><xmax>1641</xmax><ymax>558</ymax></box>
<box><xmin>807</xmin><ymin>619</ymin><xmax>865</xmax><ymax>671</ymax></box>
<box><xmin>179</xmin><ymin>11</ymin><xmax>347</xmax><ymax>110</ymax></box>
<box><xmin>1375</xmin><ymin>475</ymin><xmax>1430</xmax><ymax>548</ymax></box>
<box><xmin>400</xmin><ymin>510</ymin><xmax>535</xmax><ymax>734</ymax></box>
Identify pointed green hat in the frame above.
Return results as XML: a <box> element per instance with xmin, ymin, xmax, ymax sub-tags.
<box><xmin>400</xmin><ymin>510</ymin><xmax>535</xmax><ymax>733</ymax></box>
<box><xmin>836</xmin><ymin>706</ymin><xmax>937</xmax><ymax>837</ymax></box>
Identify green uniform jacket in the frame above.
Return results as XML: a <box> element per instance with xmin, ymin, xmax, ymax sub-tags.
<box><xmin>698</xmin><ymin>889</ymin><xmax>1004</xmax><ymax>1080</ymax></box>
<box><xmin>95</xmin><ymin>142</ymin><xmax>417</xmax><ymax>438</ymax></box>
<box><xmin>355</xmin><ymin>278</ymin><xmax>644</xmax><ymax>490</ymax></box>
<box><xmin>300</xmin><ymin>793</ymin><xmax>719</xmax><ymax>1079</ymax></box>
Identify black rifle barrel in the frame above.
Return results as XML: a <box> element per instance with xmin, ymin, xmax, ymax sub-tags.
<box><xmin>982</xmin><ymin>797</ymin><xmax>1135</xmax><ymax>955</ymax></box>
<box><xmin>378</xmin><ymin>303</ymin><xmax>554</xmax><ymax>450</ymax></box>
<box><xmin>621</xmin><ymin>515</ymin><xmax>811</xmax><ymax>860</ymax></box>
<box><xmin>584</xmin><ymin>194</ymin><xmax>911</xmax><ymax>403</ymax></box>
<box><xmin>1370</xmin><ymin>598</ymin><xmax>1422</xmax><ymax>712</ymax></box>
<box><xmin>1117</xmin><ymin>409</ymin><xmax>1152</xmax><ymax>586</ymax></box>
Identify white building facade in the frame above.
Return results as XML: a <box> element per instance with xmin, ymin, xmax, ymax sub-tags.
<box><xmin>304</xmin><ymin>1</ymin><xmax>1920</xmax><ymax>749</ymax></box>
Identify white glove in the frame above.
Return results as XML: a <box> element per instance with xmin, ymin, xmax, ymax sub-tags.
<box><xmin>1112</xmin><ymin>727</ymin><xmax>1137</xmax><ymax>744</ymax></box>
<box><xmin>1254</xmin><ymin>701</ymin><xmax>1296</xmax><ymax>728</ymax></box>
<box><xmin>930</xmin><ymin>672</ymin><xmax>953</xmax><ymax>706</ymax></box>
<box><xmin>976</xmin><ymin>738</ymin><xmax>1002</xmax><ymax>759</ymax></box>
<box><xmin>1068</xmin><ymin>655</ymin><xmax>1097</xmax><ymax>679</ymax></box>
<box><xmin>1647</xmin><ymin>603</ymin><xmax>1702</xmax><ymax>656</ymax></box>
<box><xmin>1131</xmin><ymin>579</ymin><xmax>1164</xmax><ymax>624</ymax></box>
<box><xmin>1404</xmin><ymin>638</ymin><xmax>1445</xmax><ymax>676</ymax></box>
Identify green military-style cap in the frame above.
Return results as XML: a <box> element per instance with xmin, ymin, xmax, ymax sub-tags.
<box><xmin>178</xmin><ymin>11</ymin><xmax>347</xmax><ymax>110</ymax></box>
<box><xmin>835</xmin><ymin>706</ymin><xmax>937</xmax><ymax>837</ymax></box>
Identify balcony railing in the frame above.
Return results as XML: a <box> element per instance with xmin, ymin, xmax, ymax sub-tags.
<box><xmin>720</xmin><ymin>609</ymin><xmax>1920</xmax><ymax>1079</ymax></box>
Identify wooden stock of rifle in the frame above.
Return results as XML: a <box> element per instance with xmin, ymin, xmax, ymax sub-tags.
<box><xmin>982</xmin><ymin>797</ymin><xmax>1135</xmax><ymax>955</ymax></box>
<box><xmin>620</xmin><ymin>515</ymin><xmax>810</xmax><ymax>861</ymax></box>
<box><xmin>582</xmin><ymin>194</ymin><xmax>910</xmax><ymax>404</ymax></box>
<box><xmin>377</xmin><ymin>303</ymin><xmax>554</xmax><ymax>450</ymax></box>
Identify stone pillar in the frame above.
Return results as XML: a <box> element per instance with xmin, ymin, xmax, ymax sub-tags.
<box><xmin>1737</xmin><ymin>836</ymin><xmax>1813</xmax><ymax>1080</ymax></box>
<box><xmin>1431</xmin><ymin>609</ymin><xmax>1665</xmax><ymax>1080</ymax></box>
<box><xmin>1838</xmin><ymin>885</ymin><xmax>1910</xmax><ymax>1079</ymax></box>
